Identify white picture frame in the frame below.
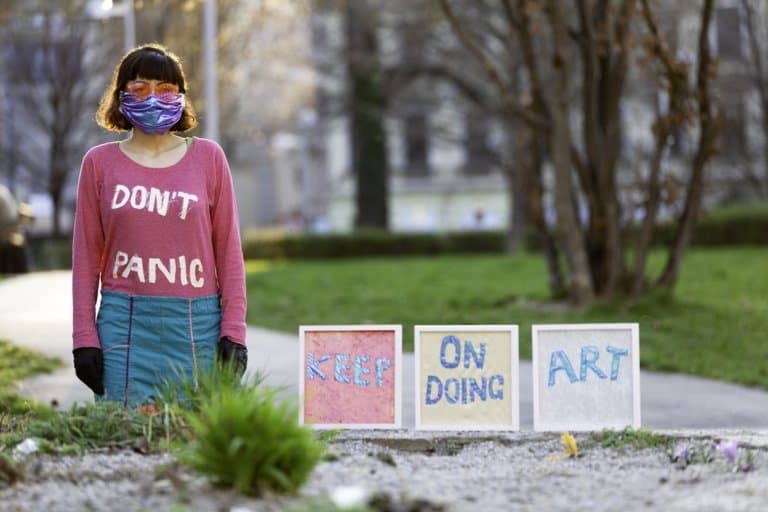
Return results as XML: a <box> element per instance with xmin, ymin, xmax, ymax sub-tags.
<box><xmin>532</xmin><ymin>323</ymin><xmax>640</xmax><ymax>431</ymax></box>
<box><xmin>414</xmin><ymin>325</ymin><xmax>520</xmax><ymax>431</ymax></box>
<box><xmin>299</xmin><ymin>325</ymin><xmax>402</xmax><ymax>429</ymax></box>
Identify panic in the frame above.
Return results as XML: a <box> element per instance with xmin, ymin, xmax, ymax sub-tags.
<box><xmin>112</xmin><ymin>251</ymin><xmax>205</xmax><ymax>288</ymax></box>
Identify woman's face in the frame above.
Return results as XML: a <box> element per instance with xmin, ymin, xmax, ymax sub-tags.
<box><xmin>124</xmin><ymin>76</ymin><xmax>180</xmax><ymax>101</ymax></box>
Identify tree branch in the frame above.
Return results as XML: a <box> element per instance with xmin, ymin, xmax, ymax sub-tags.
<box><xmin>437</xmin><ymin>0</ymin><xmax>545</xmax><ymax>129</ymax></box>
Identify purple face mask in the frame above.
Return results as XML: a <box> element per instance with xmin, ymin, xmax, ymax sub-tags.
<box><xmin>119</xmin><ymin>91</ymin><xmax>185</xmax><ymax>134</ymax></box>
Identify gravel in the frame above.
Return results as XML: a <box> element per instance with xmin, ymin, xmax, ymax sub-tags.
<box><xmin>1</xmin><ymin>430</ymin><xmax>767</xmax><ymax>512</ymax></box>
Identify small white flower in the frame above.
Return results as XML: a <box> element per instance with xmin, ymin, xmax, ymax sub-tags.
<box><xmin>229</xmin><ymin>507</ymin><xmax>254</xmax><ymax>512</ymax></box>
<box><xmin>330</xmin><ymin>485</ymin><xmax>369</xmax><ymax>509</ymax></box>
<box><xmin>14</xmin><ymin>438</ymin><xmax>39</xmax><ymax>456</ymax></box>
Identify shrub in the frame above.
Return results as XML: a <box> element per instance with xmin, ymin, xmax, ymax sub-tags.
<box><xmin>179</xmin><ymin>385</ymin><xmax>323</xmax><ymax>496</ymax></box>
<box><xmin>153</xmin><ymin>362</ymin><xmax>260</xmax><ymax>414</ymax></box>
<box><xmin>241</xmin><ymin>230</ymin><xmax>506</xmax><ymax>260</ymax></box>
<box><xmin>653</xmin><ymin>201</ymin><xmax>768</xmax><ymax>247</ymax></box>
<box><xmin>25</xmin><ymin>235</ymin><xmax>72</xmax><ymax>270</ymax></box>
<box><xmin>243</xmin><ymin>202</ymin><xmax>768</xmax><ymax>262</ymax></box>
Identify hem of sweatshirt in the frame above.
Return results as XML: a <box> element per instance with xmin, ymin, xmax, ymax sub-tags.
<box><xmin>220</xmin><ymin>322</ymin><xmax>247</xmax><ymax>346</ymax></box>
<box><xmin>72</xmin><ymin>338</ymin><xmax>102</xmax><ymax>351</ymax></box>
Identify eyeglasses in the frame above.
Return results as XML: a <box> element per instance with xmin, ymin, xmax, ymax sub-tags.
<box><xmin>124</xmin><ymin>80</ymin><xmax>180</xmax><ymax>101</ymax></box>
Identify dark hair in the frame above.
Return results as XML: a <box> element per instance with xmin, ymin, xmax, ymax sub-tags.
<box><xmin>96</xmin><ymin>44</ymin><xmax>197</xmax><ymax>132</ymax></box>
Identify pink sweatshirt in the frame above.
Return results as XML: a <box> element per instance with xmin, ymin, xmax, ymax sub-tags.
<box><xmin>72</xmin><ymin>137</ymin><xmax>247</xmax><ymax>350</ymax></box>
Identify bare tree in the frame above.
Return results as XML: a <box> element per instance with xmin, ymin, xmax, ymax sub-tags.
<box><xmin>134</xmin><ymin>0</ymin><xmax>320</xmax><ymax>230</ymax></box>
<box><xmin>741</xmin><ymin>0</ymin><xmax>768</xmax><ymax>197</ymax></box>
<box><xmin>434</xmin><ymin>0</ymin><xmax>721</xmax><ymax>306</ymax></box>
<box><xmin>344</xmin><ymin>0</ymin><xmax>389</xmax><ymax>229</ymax></box>
<box><xmin>630</xmin><ymin>0</ymin><xmax>695</xmax><ymax>300</ymax></box>
<box><xmin>542</xmin><ymin>0</ymin><xmax>595</xmax><ymax>304</ymax></box>
<box><xmin>1</xmin><ymin>1</ymin><xmax>117</xmax><ymax>235</ymax></box>
<box><xmin>428</xmin><ymin>0</ymin><xmax>567</xmax><ymax>296</ymax></box>
<box><xmin>656</xmin><ymin>0</ymin><xmax>722</xmax><ymax>288</ymax></box>
<box><xmin>436</xmin><ymin>0</ymin><xmax>596</xmax><ymax>304</ymax></box>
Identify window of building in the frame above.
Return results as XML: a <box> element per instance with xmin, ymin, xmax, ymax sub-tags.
<box><xmin>721</xmin><ymin>96</ymin><xmax>746</xmax><ymax>158</ymax></box>
<box><xmin>464</xmin><ymin>114</ymin><xmax>492</xmax><ymax>175</ymax></box>
<box><xmin>716</xmin><ymin>7</ymin><xmax>743</xmax><ymax>61</ymax></box>
<box><xmin>404</xmin><ymin>112</ymin><xmax>429</xmax><ymax>176</ymax></box>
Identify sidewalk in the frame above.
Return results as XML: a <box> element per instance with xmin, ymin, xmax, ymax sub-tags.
<box><xmin>1</xmin><ymin>270</ymin><xmax>767</xmax><ymax>429</ymax></box>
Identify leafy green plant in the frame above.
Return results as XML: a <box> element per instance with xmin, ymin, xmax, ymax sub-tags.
<box><xmin>154</xmin><ymin>362</ymin><xmax>265</xmax><ymax>414</ymax></box>
<box><xmin>25</xmin><ymin>401</ymin><xmax>146</xmax><ymax>453</ymax></box>
<box><xmin>3</xmin><ymin>366</ymin><xmax>261</xmax><ymax>455</ymax></box>
<box><xmin>0</xmin><ymin>453</ymin><xmax>24</xmax><ymax>485</ymax></box>
<box><xmin>589</xmin><ymin>427</ymin><xmax>672</xmax><ymax>451</ymax></box>
<box><xmin>668</xmin><ymin>441</ymin><xmax>717</xmax><ymax>469</ymax></box>
<box><xmin>179</xmin><ymin>384</ymin><xmax>324</xmax><ymax>496</ymax></box>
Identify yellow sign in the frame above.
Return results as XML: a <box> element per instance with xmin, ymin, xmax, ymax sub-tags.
<box><xmin>415</xmin><ymin>326</ymin><xmax>519</xmax><ymax>430</ymax></box>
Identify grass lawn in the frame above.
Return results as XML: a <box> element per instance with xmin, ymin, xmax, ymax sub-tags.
<box><xmin>0</xmin><ymin>339</ymin><xmax>61</xmax><ymax>416</ymax></box>
<box><xmin>246</xmin><ymin>247</ymin><xmax>768</xmax><ymax>389</ymax></box>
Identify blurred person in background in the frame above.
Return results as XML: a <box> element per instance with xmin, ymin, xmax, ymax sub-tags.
<box><xmin>72</xmin><ymin>44</ymin><xmax>247</xmax><ymax>406</ymax></box>
<box><xmin>0</xmin><ymin>184</ymin><xmax>33</xmax><ymax>274</ymax></box>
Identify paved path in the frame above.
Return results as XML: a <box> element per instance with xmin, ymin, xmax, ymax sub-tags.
<box><xmin>1</xmin><ymin>271</ymin><xmax>767</xmax><ymax>429</ymax></box>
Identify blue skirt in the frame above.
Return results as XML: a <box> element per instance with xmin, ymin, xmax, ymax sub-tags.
<box><xmin>95</xmin><ymin>290</ymin><xmax>221</xmax><ymax>407</ymax></box>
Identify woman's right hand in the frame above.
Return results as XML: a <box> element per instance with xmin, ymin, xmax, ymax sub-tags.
<box><xmin>73</xmin><ymin>347</ymin><xmax>105</xmax><ymax>396</ymax></box>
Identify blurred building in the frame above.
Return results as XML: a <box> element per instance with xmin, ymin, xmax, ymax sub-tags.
<box><xmin>298</xmin><ymin>2</ymin><xmax>508</xmax><ymax>233</ymax></box>
<box><xmin>2</xmin><ymin>1</ymin><xmax>766</xmax><ymax>237</ymax></box>
<box><xmin>286</xmin><ymin>0</ymin><xmax>768</xmax><ymax>234</ymax></box>
<box><xmin>0</xmin><ymin>5</ymin><xmax>117</xmax><ymax>236</ymax></box>
<box><xmin>618</xmin><ymin>0</ymin><xmax>768</xmax><ymax>210</ymax></box>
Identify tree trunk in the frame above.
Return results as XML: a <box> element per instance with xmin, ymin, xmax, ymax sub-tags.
<box><xmin>575</xmin><ymin>0</ymin><xmax>630</xmax><ymax>298</ymax></box>
<box><xmin>546</xmin><ymin>0</ymin><xmax>595</xmax><ymax>306</ymax></box>
<box><xmin>504</xmin><ymin>126</ymin><xmax>532</xmax><ymax>254</ymax></box>
<box><xmin>759</xmin><ymin>74</ymin><xmax>768</xmax><ymax>198</ymax></box>
<box><xmin>350</xmin><ymin>71</ymin><xmax>389</xmax><ymax>230</ymax></box>
<box><xmin>529</xmin><ymin>134</ymin><xmax>567</xmax><ymax>298</ymax></box>
<box><xmin>513</xmin><ymin>0</ymin><xmax>565</xmax><ymax>297</ymax></box>
<box><xmin>741</xmin><ymin>0</ymin><xmax>768</xmax><ymax>198</ymax></box>
<box><xmin>658</xmin><ymin>0</ymin><xmax>719</xmax><ymax>288</ymax></box>
<box><xmin>551</xmin><ymin>105</ymin><xmax>593</xmax><ymax>305</ymax></box>
<box><xmin>503</xmin><ymin>165</ymin><xmax>526</xmax><ymax>254</ymax></box>
<box><xmin>631</xmin><ymin>123</ymin><xmax>669</xmax><ymax>300</ymax></box>
<box><xmin>345</xmin><ymin>0</ymin><xmax>389</xmax><ymax>230</ymax></box>
<box><xmin>50</xmin><ymin>188</ymin><xmax>61</xmax><ymax>237</ymax></box>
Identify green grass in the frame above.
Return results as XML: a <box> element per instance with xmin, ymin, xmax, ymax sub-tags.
<box><xmin>588</xmin><ymin>427</ymin><xmax>673</xmax><ymax>450</ymax></box>
<box><xmin>0</xmin><ymin>339</ymin><xmax>61</xmax><ymax>416</ymax></box>
<box><xmin>245</xmin><ymin>247</ymin><xmax>768</xmax><ymax>389</ymax></box>
<box><xmin>22</xmin><ymin>401</ymin><xmax>153</xmax><ymax>453</ymax></box>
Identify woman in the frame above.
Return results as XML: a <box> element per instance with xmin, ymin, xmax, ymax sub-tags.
<box><xmin>72</xmin><ymin>44</ymin><xmax>247</xmax><ymax>406</ymax></box>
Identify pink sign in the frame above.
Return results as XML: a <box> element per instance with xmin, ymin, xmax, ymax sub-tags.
<box><xmin>300</xmin><ymin>326</ymin><xmax>402</xmax><ymax>428</ymax></box>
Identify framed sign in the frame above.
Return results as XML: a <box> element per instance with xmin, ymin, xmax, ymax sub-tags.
<box><xmin>299</xmin><ymin>325</ymin><xmax>402</xmax><ymax>429</ymax></box>
<box><xmin>415</xmin><ymin>325</ymin><xmax>519</xmax><ymax>431</ymax></box>
<box><xmin>532</xmin><ymin>323</ymin><xmax>640</xmax><ymax>431</ymax></box>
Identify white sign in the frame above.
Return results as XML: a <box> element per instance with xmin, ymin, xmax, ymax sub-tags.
<box><xmin>533</xmin><ymin>324</ymin><xmax>640</xmax><ymax>431</ymax></box>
